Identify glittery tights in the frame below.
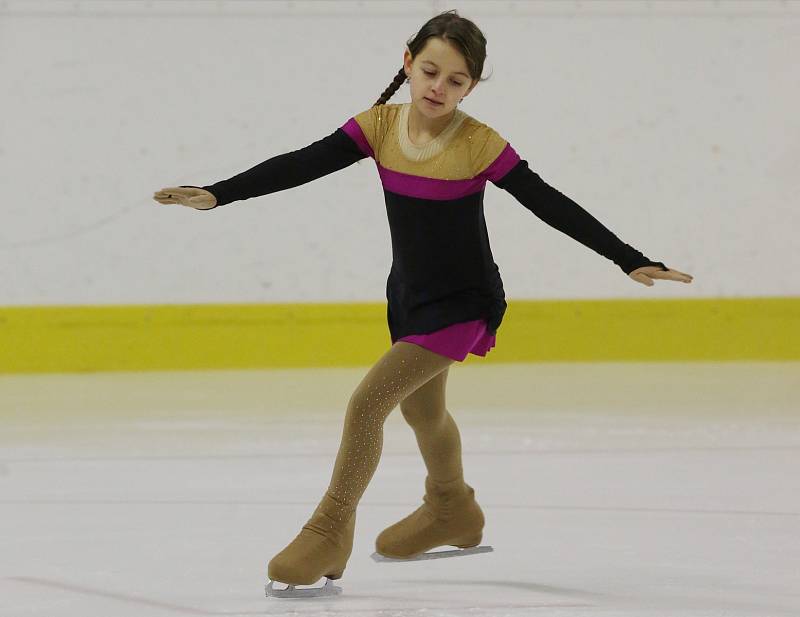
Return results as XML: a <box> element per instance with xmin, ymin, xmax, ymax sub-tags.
<box><xmin>324</xmin><ymin>341</ymin><xmax>458</xmax><ymax>514</ymax></box>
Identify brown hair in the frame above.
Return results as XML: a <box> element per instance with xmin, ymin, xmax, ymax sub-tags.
<box><xmin>373</xmin><ymin>9</ymin><xmax>491</xmax><ymax>107</ymax></box>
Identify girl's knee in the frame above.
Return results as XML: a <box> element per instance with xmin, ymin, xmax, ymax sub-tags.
<box><xmin>400</xmin><ymin>402</ymin><xmax>447</xmax><ymax>430</ymax></box>
<box><xmin>346</xmin><ymin>387</ymin><xmax>393</xmax><ymax>423</ymax></box>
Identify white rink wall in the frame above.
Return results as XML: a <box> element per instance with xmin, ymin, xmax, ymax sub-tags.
<box><xmin>1</xmin><ymin>0</ymin><xmax>798</xmax><ymax>307</ymax></box>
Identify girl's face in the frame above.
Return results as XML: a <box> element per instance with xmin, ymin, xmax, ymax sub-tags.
<box><xmin>404</xmin><ymin>38</ymin><xmax>477</xmax><ymax>117</ymax></box>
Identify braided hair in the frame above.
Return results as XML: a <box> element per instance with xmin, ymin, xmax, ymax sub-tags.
<box><xmin>372</xmin><ymin>9</ymin><xmax>490</xmax><ymax>107</ymax></box>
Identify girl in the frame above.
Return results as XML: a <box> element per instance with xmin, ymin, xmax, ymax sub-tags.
<box><xmin>154</xmin><ymin>9</ymin><xmax>693</xmax><ymax>599</ymax></box>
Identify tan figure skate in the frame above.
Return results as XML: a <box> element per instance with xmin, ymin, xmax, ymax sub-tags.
<box><xmin>265</xmin><ymin>491</ymin><xmax>356</xmax><ymax>598</ymax></box>
<box><xmin>371</xmin><ymin>475</ymin><xmax>493</xmax><ymax>562</ymax></box>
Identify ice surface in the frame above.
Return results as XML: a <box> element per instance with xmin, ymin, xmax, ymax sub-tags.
<box><xmin>1</xmin><ymin>362</ymin><xmax>798</xmax><ymax>616</ymax></box>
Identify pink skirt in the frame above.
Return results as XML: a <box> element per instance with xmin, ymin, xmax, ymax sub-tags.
<box><xmin>394</xmin><ymin>318</ymin><xmax>496</xmax><ymax>362</ymax></box>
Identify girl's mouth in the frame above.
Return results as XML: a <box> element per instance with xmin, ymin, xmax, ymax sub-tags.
<box><xmin>425</xmin><ymin>97</ymin><xmax>443</xmax><ymax>106</ymax></box>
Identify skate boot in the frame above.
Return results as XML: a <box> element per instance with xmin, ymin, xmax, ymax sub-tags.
<box><xmin>372</xmin><ymin>475</ymin><xmax>492</xmax><ymax>561</ymax></box>
<box><xmin>266</xmin><ymin>490</ymin><xmax>356</xmax><ymax>598</ymax></box>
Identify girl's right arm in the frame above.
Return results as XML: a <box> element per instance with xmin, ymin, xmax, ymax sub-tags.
<box><xmin>156</xmin><ymin>127</ymin><xmax>368</xmax><ymax>210</ymax></box>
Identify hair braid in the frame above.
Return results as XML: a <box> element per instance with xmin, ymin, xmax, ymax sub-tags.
<box><xmin>373</xmin><ymin>67</ymin><xmax>407</xmax><ymax>107</ymax></box>
<box><xmin>369</xmin><ymin>10</ymin><xmax>488</xmax><ymax>109</ymax></box>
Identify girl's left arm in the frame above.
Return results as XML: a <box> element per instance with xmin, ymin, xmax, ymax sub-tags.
<box><xmin>492</xmin><ymin>158</ymin><xmax>693</xmax><ymax>286</ymax></box>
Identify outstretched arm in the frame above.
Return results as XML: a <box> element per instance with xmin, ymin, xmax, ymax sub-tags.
<box><xmin>493</xmin><ymin>159</ymin><xmax>693</xmax><ymax>286</ymax></box>
<box><xmin>184</xmin><ymin>127</ymin><xmax>367</xmax><ymax>209</ymax></box>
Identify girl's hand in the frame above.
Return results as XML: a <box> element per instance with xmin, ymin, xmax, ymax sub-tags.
<box><xmin>629</xmin><ymin>265</ymin><xmax>693</xmax><ymax>287</ymax></box>
<box><xmin>152</xmin><ymin>186</ymin><xmax>217</xmax><ymax>210</ymax></box>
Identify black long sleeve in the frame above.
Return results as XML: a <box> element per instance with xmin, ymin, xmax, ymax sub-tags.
<box><xmin>182</xmin><ymin>127</ymin><xmax>367</xmax><ymax>208</ymax></box>
<box><xmin>493</xmin><ymin>159</ymin><xmax>666</xmax><ymax>275</ymax></box>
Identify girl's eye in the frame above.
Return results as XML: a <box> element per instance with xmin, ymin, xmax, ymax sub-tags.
<box><xmin>422</xmin><ymin>70</ymin><xmax>462</xmax><ymax>86</ymax></box>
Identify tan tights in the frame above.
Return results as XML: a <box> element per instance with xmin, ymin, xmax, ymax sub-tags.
<box><xmin>267</xmin><ymin>341</ymin><xmax>466</xmax><ymax>585</ymax></box>
<box><xmin>324</xmin><ymin>341</ymin><xmax>461</xmax><ymax>514</ymax></box>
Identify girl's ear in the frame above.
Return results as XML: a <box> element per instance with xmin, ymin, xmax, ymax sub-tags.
<box><xmin>403</xmin><ymin>48</ymin><xmax>413</xmax><ymax>74</ymax></box>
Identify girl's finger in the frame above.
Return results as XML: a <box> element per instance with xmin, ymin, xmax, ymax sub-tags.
<box><xmin>656</xmin><ymin>270</ymin><xmax>693</xmax><ymax>283</ymax></box>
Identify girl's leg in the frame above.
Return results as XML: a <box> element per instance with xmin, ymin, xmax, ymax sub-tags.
<box><xmin>324</xmin><ymin>341</ymin><xmax>456</xmax><ymax>507</ymax></box>
<box><xmin>398</xmin><ymin>366</ymin><xmax>465</xmax><ymax>483</ymax></box>
<box><xmin>267</xmin><ymin>341</ymin><xmax>455</xmax><ymax>586</ymax></box>
<box><xmin>375</xmin><ymin>365</ymin><xmax>485</xmax><ymax>559</ymax></box>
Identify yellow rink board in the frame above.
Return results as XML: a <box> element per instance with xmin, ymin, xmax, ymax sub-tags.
<box><xmin>0</xmin><ymin>297</ymin><xmax>797</xmax><ymax>373</ymax></box>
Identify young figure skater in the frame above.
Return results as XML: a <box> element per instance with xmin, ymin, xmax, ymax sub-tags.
<box><xmin>153</xmin><ymin>9</ymin><xmax>693</xmax><ymax>599</ymax></box>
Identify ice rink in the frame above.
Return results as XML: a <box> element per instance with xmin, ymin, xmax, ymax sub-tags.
<box><xmin>1</xmin><ymin>361</ymin><xmax>798</xmax><ymax>616</ymax></box>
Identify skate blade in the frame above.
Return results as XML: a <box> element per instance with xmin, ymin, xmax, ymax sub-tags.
<box><xmin>370</xmin><ymin>544</ymin><xmax>494</xmax><ymax>562</ymax></box>
<box><xmin>265</xmin><ymin>577</ymin><xmax>342</xmax><ymax>598</ymax></box>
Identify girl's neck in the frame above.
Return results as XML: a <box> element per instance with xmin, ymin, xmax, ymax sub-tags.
<box><xmin>407</xmin><ymin>101</ymin><xmax>457</xmax><ymax>140</ymax></box>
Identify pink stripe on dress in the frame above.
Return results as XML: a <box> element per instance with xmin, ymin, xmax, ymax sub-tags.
<box><xmin>395</xmin><ymin>319</ymin><xmax>496</xmax><ymax>362</ymax></box>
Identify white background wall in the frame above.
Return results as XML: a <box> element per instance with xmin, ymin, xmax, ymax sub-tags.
<box><xmin>2</xmin><ymin>0</ymin><xmax>797</xmax><ymax>307</ymax></box>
